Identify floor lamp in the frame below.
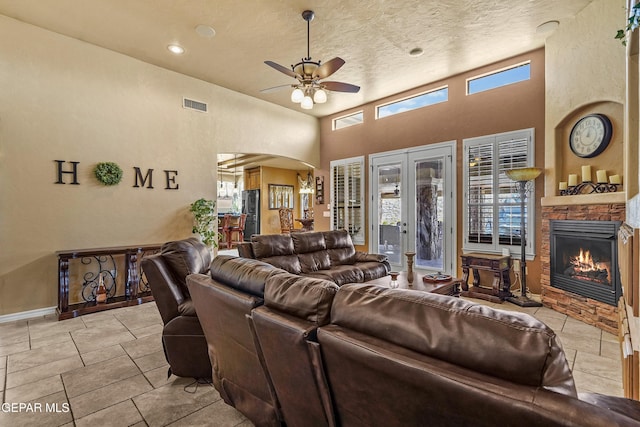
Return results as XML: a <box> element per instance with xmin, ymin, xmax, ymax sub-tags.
<box><xmin>505</xmin><ymin>167</ymin><xmax>543</xmax><ymax>307</ymax></box>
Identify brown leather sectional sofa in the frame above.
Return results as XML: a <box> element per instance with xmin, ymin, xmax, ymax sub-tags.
<box><xmin>236</xmin><ymin>229</ymin><xmax>390</xmax><ymax>285</ymax></box>
<box><xmin>186</xmin><ymin>254</ymin><xmax>640</xmax><ymax>427</ymax></box>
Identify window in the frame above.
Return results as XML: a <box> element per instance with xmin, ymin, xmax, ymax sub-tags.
<box><xmin>463</xmin><ymin>129</ymin><xmax>536</xmax><ymax>256</ymax></box>
<box><xmin>330</xmin><ymin>156</ymin><xmax>365</xmax><ymax>245</ymax></box>
<box><xmin>467</xmin><ymin>62</ymin><xmax>531</xmax><ymax>95</ymax></box>
<box><xmin>376</xmin><ymin>87</ymin><xmax>448</xmax><ymax>119</ymax></box>
<box><xmin>333</xmin><ymin>111</ymin><xmax>363</xmax><ymax>130</ymax></box>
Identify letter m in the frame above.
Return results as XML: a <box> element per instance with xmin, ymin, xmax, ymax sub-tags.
<box><xmin>133</xmin><ymin>167</ymin><xmax>154</xmax><ymax>188</ymax></box>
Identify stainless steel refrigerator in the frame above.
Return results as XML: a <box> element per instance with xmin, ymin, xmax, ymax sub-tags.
<box><xmin>242</xmin><ymin>189</ymin><xmax>260</xmax><ymax>240</ymax></box>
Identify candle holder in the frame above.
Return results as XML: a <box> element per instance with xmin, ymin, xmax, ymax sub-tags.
<box><xmin>405</xmin><ymin>252</ymin><xmax>416</xmax><ymax>284</ymax></box>
<box><xmin>560</xmin><ymin>181</ymin><xmax>619</xmax><ymax>196</ymax></box>
<box><xmin>389</xmin><ymin>271</ymin><xmax>399</xmax><ymax>289</ymax></box>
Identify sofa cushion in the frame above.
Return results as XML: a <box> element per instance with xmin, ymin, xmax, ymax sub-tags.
<box><xmin>324</xmin><ymin>230</ymin><xmax>357</xmax><ymax>265</ymax></box>
<box><xmin>209</xmin><ymin>255</ymin><xmax>287</xmax><ymax>297</ymax></box>
<box><xmin>354</xmin><ymin>261</ymin><xmax>390</xmax><ymax>281</ymax></box>
<box><xmin>303</xmin><ymin>264</ymin><xmax>365</xmax><ymax>286</ymax></box>
<box><xmin>162</xmin><ymin>237</ymin><xmax>212</xmax><ymax>279</ymax></box>
<box><xmin>264</xmin><ymin>273</ymin><xmax>339</xmax><ymax>325</ymax></box>
<box><xmin>298</xmin><ymin>252</ymin><xmax>331</xmax><ymax>273</ymax></box>
<box><xmin>252</xmin><ymin>234</ymin><xmax>295</xmax><ymax>258</ymax></box>
<box><xmin>330</xmin><ymin>284</ymin><xmax>577</xmax><ymax>397</ymax></box>
<box><xmin>291</xmin><ymin>231</ymin><xmax>327</xmax><ymax>253</ymax></box>
<box><xmin>160</xmin><ymin>237</ymin><xmax>212</xmax><ymax>295</ymax></box>
<box><xmin>259</xmin><ymin>255</ymin><xmax>302</xmax><ymax>275</ymax></box>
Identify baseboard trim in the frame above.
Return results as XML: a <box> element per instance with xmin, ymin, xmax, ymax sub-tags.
<box><xmin>0</xmin><ymin>306</ymin><xmax>57</xmax><ymax>324</ymax></box>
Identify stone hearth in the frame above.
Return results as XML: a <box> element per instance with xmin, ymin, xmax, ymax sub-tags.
<box><xmin>541</xmin><ymin>203</ymin><xmax>625</xmax><ymax>335</ymax></box>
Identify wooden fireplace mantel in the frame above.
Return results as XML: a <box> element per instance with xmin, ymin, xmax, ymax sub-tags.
<box><xmin>542</xmin><ymin>192</ymin><xmax>626</xmax><ymax>207</ymax></box>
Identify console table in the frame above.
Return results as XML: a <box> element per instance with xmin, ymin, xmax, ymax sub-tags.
<box><xmin>460</xmin><ymin>253</ymin><xmax>512</xmax><ymax>303</ymax></box>
<box><xmin>57</xmin><ymin>244</ymin><xmax>161</xmax><ymax>320</ymax></box>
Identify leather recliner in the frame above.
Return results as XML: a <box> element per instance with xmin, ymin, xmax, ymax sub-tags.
<box><xmin>141</xmin><ymin>237</ymin><xmax>212</xmax><ymax>379</ymax></box>
<box><xmin>251</xmin><ymin>271</ymin><xmax>339</xmax><ymax>427</ymax></box>
<box><xmin>186</xmin><ymin>255</ymin><xmax>288</xmax><ymax>426</ymax></box>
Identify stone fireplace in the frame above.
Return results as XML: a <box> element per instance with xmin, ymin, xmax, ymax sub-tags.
<box><xmin>541</xmin><ymin>203</ymin><xmax>625</xmax><ymax>335</ymax></box>
<box><xmin>549</xmin><ymin>219</ymin><xmax>621</xmax><ymax>306</ymax></box>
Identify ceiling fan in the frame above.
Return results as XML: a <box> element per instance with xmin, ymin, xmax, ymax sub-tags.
<box><xmin>263</xmin><ymin>10</ymin><xmax>360</xmax><ymax>110</ymax></box>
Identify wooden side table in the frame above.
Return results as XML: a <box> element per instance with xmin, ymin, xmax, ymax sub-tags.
<box><xmin>460</xmin><ymin>253</ymin><xmax>512</xmax><ymax>303</ymax></box>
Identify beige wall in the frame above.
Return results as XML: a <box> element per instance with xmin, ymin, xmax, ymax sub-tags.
<box><xmin>0</xmin><ymin>16</ymin><xmax>319</xmax><ymax>316</ymax></box>
<box><xmin>318</xmin><ymin>49</ymin><xmax>546</xmax><ymax>290</ymax></box>
<box><xmin>544</xmin><ymin>0</ymin><xmax>626</xmax><ymax>202</ymax></box>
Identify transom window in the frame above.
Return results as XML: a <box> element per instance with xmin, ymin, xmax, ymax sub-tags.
<box><xmin>333</xmin><ymin>111</ymin><xmax>364</xmax><ymax>130</ymax></box>
<box><xmin>376</xmin><ymin>86</ymin><xmax>448</xmax><ymax>119</ymax></box>
<box><xmin>467</xmin><ymin>62</ymin><xmax>531</xmax><ymax>95</ymax></box>
<box><xmin>463</xmin><ymin>129</ymin><xmax>536</xmax><ymax>256</ymax></box>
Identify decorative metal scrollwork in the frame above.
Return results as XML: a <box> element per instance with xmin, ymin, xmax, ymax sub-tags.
<box><xmin>138</xmin><ymin>248</ymin><xmax>161</xmax><ymax>294</ymax></box>
<box><xmin>80</xmin><ymin>255</ymin><xmax>117</xmax><ymax>302</ymax></box>
<box><xmin>560</xmin><ymin>182</ymin><xmax>619</xmax><ymax>196</ymax></box>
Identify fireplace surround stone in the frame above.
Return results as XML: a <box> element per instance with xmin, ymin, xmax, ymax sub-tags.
<box><xmin>541</xmin><ymin>203</ymin><xmax>625</xmax><ymax>334</ymax></box>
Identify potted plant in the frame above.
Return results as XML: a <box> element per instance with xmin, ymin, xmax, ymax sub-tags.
<box><xmin>189</xmin><ymin>198</ymin><xmax>218</xmax><ymax>250</ymax></box>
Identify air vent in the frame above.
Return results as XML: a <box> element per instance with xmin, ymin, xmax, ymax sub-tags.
<box><xmin>183</xmin><ymin>98</ymin><xmax>208</xmax><ymax>112</ymax></box>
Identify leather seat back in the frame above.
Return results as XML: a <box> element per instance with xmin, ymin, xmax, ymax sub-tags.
<box><xmin>143</xmin><ymin>237</ymin><xmax>211</xmax><ymax>324</ymax></box>
<box><xmin>317</xmin><ymin>284</ymin><xmax>579</xmax><ymax>426</ymax></box>
<box><xmin>186</xmin><ymin>255</ymin><xmax>287</xmax><ymax>426</ymax></box>
<box><xmin>252</xmin><ymin>273</ymin><xmax>339</xmax><ymax>427</ymax></box>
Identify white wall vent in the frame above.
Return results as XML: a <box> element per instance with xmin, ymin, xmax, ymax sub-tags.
<box><xmin>183</xmin><ymin>98</ymin><xmax>208</xmax><ymax>112</ymax></box>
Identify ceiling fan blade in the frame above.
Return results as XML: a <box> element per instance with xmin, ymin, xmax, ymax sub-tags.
<box><xmin>314</xmin><ymin>57</ymin><xmax>345</xmax><ymax>79</ymax></box>
<box><xmin>264</xmin><ymin>61</ymin><xmax>299</xmax><ymax>79</ymax></box>
<box><xmin>260</xmin><ymin>84</ymin><xmax>293</xmax><ymax>93</ymax></box>
<box><xmin>322</xmin><ymin>81</ymin><xmax>360</xmax><ymax>93</ymax></box>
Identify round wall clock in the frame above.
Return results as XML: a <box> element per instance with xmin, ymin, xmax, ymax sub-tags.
<box><xmin>569</xmin><ymin>113</ymin><xmax>613</xmax><ymax>158</ymax></box>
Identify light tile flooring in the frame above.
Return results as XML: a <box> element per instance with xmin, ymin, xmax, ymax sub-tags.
<box><xmin>0</xmin><ymin>292</ymin><xmax>623</xmax><ymax>426</ymax></box>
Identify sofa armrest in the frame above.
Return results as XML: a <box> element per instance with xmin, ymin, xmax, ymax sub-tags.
<box><xmin>579</xmin><ymin>392</ymin><xmax>640</xmax><ymax>421</ymax></box>
<box><xmin>355</xmin><ymin>251</ymin><xmax>388</xmax><ymax>263</ymax></box>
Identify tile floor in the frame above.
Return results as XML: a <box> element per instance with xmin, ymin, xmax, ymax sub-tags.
<box><xmin>0</xmin><ymin>290</ymin><xmax>623</xmax><ymax>426</ymax></box>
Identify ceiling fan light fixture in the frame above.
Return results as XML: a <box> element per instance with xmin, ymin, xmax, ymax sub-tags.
<box><xmin>263</xmin><ymin>9</ymin><xmax>359</xmax><ymax>108</ymax></box>
<box><xmin>313</xmin><ymin>88</ymin><xmax>327</xmax><ymax>103</ymax></box>
<box><xmin>301</xmin><ymin>95</ymin><xmax>314</xmax><ymax>109</ymax></box>
<box><xmin>291</xmin><ymin>88</ymin><xmax>304</xmax><ymax>103</ymax></box>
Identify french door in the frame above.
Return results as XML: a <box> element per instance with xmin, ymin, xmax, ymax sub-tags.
<box><xmin>369</xmin><ymin>142</ymin><xmax>456</xmax><ymax>273</ymax></box>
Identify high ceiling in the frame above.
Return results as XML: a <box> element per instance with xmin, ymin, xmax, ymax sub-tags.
<box><xmin>0</xmin><ymin>0</ymin><xmax>595</xmax><ymax>118</ymax></box>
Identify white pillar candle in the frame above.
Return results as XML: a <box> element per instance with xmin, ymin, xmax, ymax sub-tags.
<box><xmin>559</xmin><ymin>182</ymin><xmax>568</xmax><ymax>190</ymax></box>
<box><xmin>596</xmin><ymin>170</ymin><xmax>608</xmax><ymax>183</ymax></box>
<box><xmin>610</xmin><ymin>175</ymin><xmax>622</xmax><ymax>184</ymax></box>
<box><xmin>568</xmin><ymin>174</ymin><xmax>578</xmax><ymax>187</ymax></box>
<box><xmin>581</xmin><ymin>165</ymin><xmax>592</xmax><ymax>182</ymax></box>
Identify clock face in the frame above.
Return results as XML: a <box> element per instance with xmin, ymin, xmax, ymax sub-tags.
<box><xmin>569</xmin><ymin>114</ymin><xmax>612</xmax><ymax>158</ymax></box>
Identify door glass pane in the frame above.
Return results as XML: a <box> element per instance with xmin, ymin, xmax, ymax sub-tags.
<box><xmin>377</xmin><ymin>164</ymin><xmax>402</xmax><ymax>266</ymax></box>
<box><xmin>415</xmin><ymin>159</ymin><xmax>444</xmax><ymax>270</ymax></box>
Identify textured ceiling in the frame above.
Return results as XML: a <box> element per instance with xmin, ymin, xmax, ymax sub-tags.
<box><xmin>0</xmin><ymin>0</ymin><xmax>595</xmax><ymax>118</ymax></box>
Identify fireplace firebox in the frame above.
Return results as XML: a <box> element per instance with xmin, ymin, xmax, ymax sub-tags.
<box><xmin>550</xmin><ymin>220</ymin><xmax>621</xmax><ymax>306</ymax></box>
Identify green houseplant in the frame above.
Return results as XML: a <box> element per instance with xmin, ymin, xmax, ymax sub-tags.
<box><xmin>616</xmin><ymin>2</ymin><xmax>640</xmax><ymax>45</ymax></box>
<box><xmin>190</xmin><ymin>198</ymin><xmax>218</xmax><ymax>250</ymax></box>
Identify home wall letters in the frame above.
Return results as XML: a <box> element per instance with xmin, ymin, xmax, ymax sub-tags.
<box><xmin>54</xmin><ymin>160</ymin><xmax>179</xmax><ymax>190</ymax></box>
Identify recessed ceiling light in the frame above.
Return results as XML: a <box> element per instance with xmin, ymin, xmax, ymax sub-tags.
<box><xmin>167</xmin><ymin>44</ymin><xmax>185</xmax><ymax>54</ymax></box>
<box><xmin>536</xmin><ymin>20</ymin><xmax>559</xmax><ymax>34</ymax></box>
<box><xmin>409</xmin><ymin>47</ymin><xmax>424</xmax><ymax>57</ymax></box>
<box><xmin>195</xmin><ymin>25</ymin><xmax>216</xmax><ymax>38</ymax></box>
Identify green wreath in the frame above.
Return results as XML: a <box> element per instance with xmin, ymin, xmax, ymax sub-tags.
<box><xmin>94</xmin><ymin>162</ymin><xmax>123</xmax><ymax>186</ymax></box>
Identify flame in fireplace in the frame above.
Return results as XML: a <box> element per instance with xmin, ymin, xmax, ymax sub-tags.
<box><xmin>569</xmin><ymin>248</ymin><xmax>611</xmax><ymax>283</ymax></box>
